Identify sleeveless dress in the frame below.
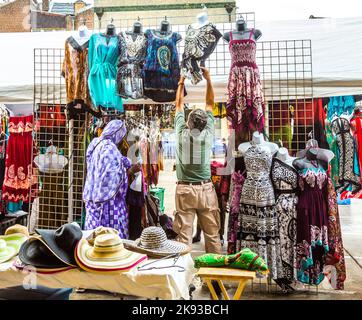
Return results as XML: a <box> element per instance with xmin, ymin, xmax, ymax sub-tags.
<box><xmin>143</xmin><ymin>30</ymin><xmax>183</xmax><ymax>102</ymax></box>
<box><xmin>271</xmin><ymin>158</ymin><xmax>298</xmax><ymax>285</ymax></box>
<box><xmin>238</xmin><ymin>144</ymin><xmax>283</xmax><ymax>279</ymax></box>
<box><xmin>331</xmin><ymin>117</ymin><xmax>361</xmax><ymax>193</ymax></box>
<box><xmin>226</xmin><ymin>30</ymin><xmax>265</xmax><ymax>134</ymax></box>
<box><xmin>296</xmin><ymin>167</ymin><xmax>329</xmax><ymax>285</ymax></box>
<box><xmin>117</xmin><ymin>32</ymin><xmax>147</xmax><ymax>99</ymax></box>
<box><xmin>88</xmin><ymin>34</ymin><xmax>123</xmax><ymax>111</ymax></box>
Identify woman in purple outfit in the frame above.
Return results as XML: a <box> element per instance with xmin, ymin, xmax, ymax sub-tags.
<box><xmin>83</xmin><ymin>120</ymin><xmax>132</xmax><ymax>238</ymax></box>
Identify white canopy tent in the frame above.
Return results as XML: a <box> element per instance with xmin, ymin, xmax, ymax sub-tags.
<box><xmin>0</xmin><ymin>17</ymin><xmax>361</xmax><ymax>105</ymax></box>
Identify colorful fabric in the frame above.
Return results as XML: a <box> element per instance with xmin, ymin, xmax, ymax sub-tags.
<box><xmin>327</xmin><ymin>96</ymin><xmax>355</xmax><ymax>120</ymax></box>
<box><xmin>226</xmin><ymin>30</ymin><xmax>265</xmax><ymax>134</ymax></box>
<box><xmin>325</xmin><ymin>120</ymin><xmax>340</xmax><ymax>187</ymax></box>
<box><xmin>194</xmin><ymin>248</ymin><xmax>269</xmax><ymax>273</ymax></box>
<box><xmin>143</xmin><ymin>30</ymin><xmax>182</xmax><ymax>102</ymax></box>
<box><xmin>88</xmin><ymin>34</ymin><xmax>123</xmax><ymax>110</ymax></box>
<box><xmin>296</xmin><ymin>167</ymin><xmax>329</xmax><ymax>286</ymax></box>
<box><xmin>2</xmin><ymin>116</ymin><xmax>36</xmax><ymax>203</ymax></box>
<box><xmin>83</xmin><ymin>120</ymin><xmax>129</xmax><ymax>203</ymax></box>
<box><xmin>325</xmin><ymin>175</ymin><xmax>346</xmax><ymax>290</ymax></box>
<box><xmin>351</xmin><ymin>111</ymin><xmax>362</xmax><ymax>184</ymax></box>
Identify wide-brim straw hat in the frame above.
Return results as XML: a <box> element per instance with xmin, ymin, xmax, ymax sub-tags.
<box><xmin>0</xmin><ymin>227</ymin><xmax>29</xmax><ymax>264</ymax></box>
<box><xmin>123</xmin><ymin>226</ymin><xmax>191</xmax><ymax>259</ymax></box>
<box><xmin>75</xmin><ymin>233</ymin><xmax>147</xmax><ymax>273</ymax></box>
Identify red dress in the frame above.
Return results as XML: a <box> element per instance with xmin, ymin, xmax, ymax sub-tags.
<box><xmin>2</xmin><ymin>116</ymin><xmax>36</xmax><ymax>203</ymax></box>
<box><xmin>351</xmin><ymin>111</ymin><xmax>362</xmax><ymax>184</ymax></box>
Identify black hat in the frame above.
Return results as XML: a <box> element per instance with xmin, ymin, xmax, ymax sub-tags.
<box><xmin>35</xmin><ymin>223</ymin><xmax>83</xmax><ymax>267</ymax></box>
<box><xmin>19</xmin><ymin>237</ymin><xmax>68</xmax><ymax>269</ymax></box>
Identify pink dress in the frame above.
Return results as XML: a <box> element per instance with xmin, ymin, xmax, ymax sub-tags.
<box><xmin>226</xmin><ymin>30</ymin><xmax>265</xmax><ymax>134</ymax></box>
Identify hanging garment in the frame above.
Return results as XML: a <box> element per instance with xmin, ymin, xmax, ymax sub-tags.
<box><xmin>227</xmin><ymin>170</ymin><xmax>245</xmax><ymax>254</ymax></box>
<box><xmin>331</xmin><ymin>117</ymin><xmax>361</xmax><ymax>193</ymax></box>
<box><xmin>181</xmin><ymin>23</ymin><xmax>222</xmax><ymax>85</ymax></box>
<box><xmin>296</xmin><ymin>167</ymin><xmax>329</xmax><ymax>286</ymax></box>
<box><xmin>117</xmin><ymin>32</ymin><xmax>147</xmax><ymax>99</ymax></box>
<box><xmin>237</xmin><ymin>144</ymin><xmax>283</xmax><ymax>280</ymax></box>
<box><xmin>0</xmin><ymin>131</ymin><xmax>7</xmax><ymax>216</ymax></box>
<box><xmin>62</xmin><ymin>36</ymin><xmax>92</xmax><ymax>110</ymax></box>
<box><xmin>325</xmin><ymin>175</ymin><xmax>346</xmax><ymax>290</ymax></box>
<box><xmin>351</xmin><ymin>111</ymin><xmax>362</xmax><ymax>184</ymax></box>
<box><xmin>143</xmin><ymin>30</ymin><xmax>183</xmax><ymax>103</ymax></box>
<box><xmin>2</xmin><ymin>116</ymin><xmax>36</xmax><ymax>203</ymax></box>
<box><xmin>226</xmin><ymin>30</ymin><xmax>265</xmax><ymax>134</ymax></box>
<box><xmin>271</xmin><ymin>158</ymin><xmax>298</xmax><ymax>286</ymax></box>
<box><xmin>88</xmin><ymin>34</ymin><xmax>123</xmax><ymax>111</ymax></box>
<box><xmin>327</xmin><ymin>96</ymin><xmax>355</xmax><ymax>120</ymax></box>
<box><xmin>83</xmin><ymin>120</ymin><xmax>131</xmax><ymax>238</ymax></box>
<box><xmin>325</xmin><ymin>120</ymin><xmax>340</xmax><ymax>187</ymax></box>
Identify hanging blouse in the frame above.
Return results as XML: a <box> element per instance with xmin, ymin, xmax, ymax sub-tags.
<box><xmin>142</xmin><ymin>30</ymin><xmax>183</xmax><ymax>103</ymax></box>
<box><xmin>181</xmin><ymin>22</ymin><xmax>222</xmax><ymax>85</ymax></box>
<box><xmin>117</xmin><ymin>32</ymin><xmax>147</xmax><ymax>100</ymax></box>
<box><xmin>62</xmin><ymin>36</ymin><xmax>92</xmax><ymax>109</ymax></box>
<box><xmin>88</xmin><ymin>33</ymin><xmax>123</xmax><ymax>111</ymax></box>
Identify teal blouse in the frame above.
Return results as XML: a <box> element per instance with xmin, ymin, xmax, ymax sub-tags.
<box><xmin>88</xmin><ymin>33</ymin><xmax>123</xmax><ymax>111</ymax></box>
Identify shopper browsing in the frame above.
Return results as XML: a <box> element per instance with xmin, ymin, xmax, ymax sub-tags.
<box><xmin>173</xmin><ymin>68</ymin><xmax>222</xmax><ymax>254</ymax></box>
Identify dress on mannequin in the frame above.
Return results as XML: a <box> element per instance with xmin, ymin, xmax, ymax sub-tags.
<box><xmin>271</xmin><ymin>148</ymin><xmax>298</xmax><ymax>288</ymax></box>
<box><xmin>226</xmin><ymin>28</ymin><xmax>265</xmax><ymax>136</ymax></box>
<box><xmin>237</xmin><ymin>133</ymin><xmax>283</xmax><ymax>280</ymax></box>
<box><xmin>351</xmin><ymin>110</ymin><xmax>362</xmax><ymax>184</ymax></box>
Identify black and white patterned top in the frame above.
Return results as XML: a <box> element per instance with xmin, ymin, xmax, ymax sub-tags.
<box><xmin>271</xmin><ymin>157</ymin><xmax>299</xmax><ymax>195</ymax></box>
<box><xmin>117</xmin><ymin>32</ymin><xmax>147</xmax><ymax>99</ymax></box>
<box><xmin>181</xmin><ymin>23</ymin><xmax>222</xmax><ymax>85</ymax></box>
<box><xmin>239</xmin><ymin>144</ymin><xmax>275</xmax><ymax>207</ymax></box>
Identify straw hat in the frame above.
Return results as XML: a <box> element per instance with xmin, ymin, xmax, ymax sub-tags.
<box><xmin>4</xmin><ymin>224</ymin><xmax>29</xmax><ymax>237</ymax></box>
<box><xmin>86</xmin><ymin>226</ymin><xmax>119</xmax><ymax>246</ymax></box>
<box><xmin>123</xmin><ymin>227</ymin><xmax>191</xmax><ymax>259</ymax></box>
<box><xmin>0</xmin><ymin>226</ymin><xmax>29</xmax><ymax>264</ymax></box>
<box><xmin>75</xmin><ymin>233</ymin><xmax>147</xmax><ymax>273</ymax></box>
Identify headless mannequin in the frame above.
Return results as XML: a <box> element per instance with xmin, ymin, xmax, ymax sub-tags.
<box><xmin>192</xmin><ymin>10</ymin><xmax>209</xmax><ymax>29</ymax></box>
<box><xmin>223</xmin><ymin>18</ymin><xmax>262</xmax><ymax>42</ymax></box>
<box><xmin>105</xmin><ymin>22</ymin><xmax>116</xmax><ymax>36</ymax></box>
<box><xmin>154</xmin><ymin>19</ymin><xmax>182</xmax><ymax>42</ymax></box>
<box><xmin>275</xmin><ymin>147</ymin><xmax>296</xmax><ymax>167</ymax></box>
<box><xmin>293</xmin><ymin>148</ymin><xmax>328</xmax><ymax>171</ymax></box>
<box><xmin>73</xmin><ymin>25</ymin><xmax>90</xmax><ymax>46</ymax></box>
<box><xmin>125</xmin><ymin>21</ymin><xmax>143</xmax><ymax>42</ymax></box>
<box><xmin>238</xmin><ymin>131</ymin><xmax>279</xmax><ymax>155</ymax></box>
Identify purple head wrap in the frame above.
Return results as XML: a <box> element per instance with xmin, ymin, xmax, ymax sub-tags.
<box><xmin>83</xmin><ymin>120</ymin><xmax>131</xmax><ymax>203</ymax></box>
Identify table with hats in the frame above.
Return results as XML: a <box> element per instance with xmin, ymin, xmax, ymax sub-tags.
<box><xmin>0</xmin><ymin>224</ymin><xmax>196</xmax><ymax>300</ymax></box>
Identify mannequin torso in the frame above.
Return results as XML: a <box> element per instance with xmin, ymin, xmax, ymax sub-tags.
<box><xmin>293</xmin><ymin>149</ymin><xmax>328</xmax><ymax>171</ymax></box>
<box><xmin>153</xmin><ymin>20</ymin><xmax>182</xmax><ymax>42</ymax></box>
<box><xmin>223</xmin><ymin>19</ymin><xmax>262</xmax><ymax>42</ymax></box>
<box><xmin>238</xmin><ymin>131</ymin><xmax>279</xmax><ymax>155</ymax></box>
<box><xmin>73</xmin><ymin>25</ymin><xmax>91</xmax><ymax>46</ymax></box>
<box><xmin>192</xmin><ymin>11</ymin><xmax>209</xmax><ymax>29</ymax></box>
<box><xmin>275</xmin><ymin>147</ymin><xmax>296</xmax><ymax>168</ymax></box>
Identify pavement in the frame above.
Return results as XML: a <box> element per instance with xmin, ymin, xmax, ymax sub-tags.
<box><xmin>71</xmin><ymin>160</ymin><xmax>362</xmax><ymax>300</ymax></box>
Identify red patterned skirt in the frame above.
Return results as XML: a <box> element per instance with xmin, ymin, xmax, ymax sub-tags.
<box><xmin>2</xmin><ymin>116</ymin><xmax>36</xmax><ymax>203</ymax></box>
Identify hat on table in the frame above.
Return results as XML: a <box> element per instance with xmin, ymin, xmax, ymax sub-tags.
<box><xmin>34</xmin><ymin>223</ymin><xmax>83</xmax><ymax>267</ymax></box>
<box><xmin>123</xmin><ymin>226</ymin><xmax>191</xmax><ymax>259</ymax></box>
<box><xmin>0</xmin><ymin>225</ymin><xmax>29</xmax><ymax>264</ymax></box>
<box><xmin>86</xmin><ymin>226</ymin><xmax>119</xmax><ymax>246</ymax></box>
<box><xmin>19</xmin><ymin>236</ymin><xmax>70</xmax><ymax>269</ymax></box>
<box><xmin>75</xmin><ymin>233</ymin><xmax>147</xmax><ymax>273</ymax></box>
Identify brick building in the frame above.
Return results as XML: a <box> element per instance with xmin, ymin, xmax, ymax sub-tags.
<box><xmin>94</xmin><ymin>0</ymin><xmax>236</xmax><ymax>29</ymax></box>
<box><xmin>0</xmin><ymin>0</ymin><xmax>94</xmax><ymax>32</ymax></box>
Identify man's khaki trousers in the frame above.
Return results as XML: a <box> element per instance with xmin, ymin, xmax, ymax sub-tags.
<box><xmin>173</xmin><ymin>182</ymin><xmax>222</xmax><ymax>254</ymax></box>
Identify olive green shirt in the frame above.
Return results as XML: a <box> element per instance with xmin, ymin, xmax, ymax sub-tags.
<box><xmin>175</xmin><ymin>111</ymin><xmax>214</xmax><ymax>182</ymax></box>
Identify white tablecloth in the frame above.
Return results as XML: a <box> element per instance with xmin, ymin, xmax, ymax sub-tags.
<box><xmin>0</xmin><ymin>254</ymin><xmax>196</xmax><ymax>300</ymax></box>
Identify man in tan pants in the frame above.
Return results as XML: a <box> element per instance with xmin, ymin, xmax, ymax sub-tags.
<box><xmin>173</xmin><ymin>68</ymin><xmax>222</xmax><ymax>254</ymax></box>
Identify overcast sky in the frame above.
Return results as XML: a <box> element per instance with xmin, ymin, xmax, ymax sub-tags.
<box><xmin>237</xmin><ymin>0</ymin><xmax>362</xmax><ymax>21</ymax></box>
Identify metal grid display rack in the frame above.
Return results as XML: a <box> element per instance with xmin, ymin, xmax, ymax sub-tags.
<box><xmin>30</xmin><ymin>11</ymin><xmax>314</xmax><ymax>230</ymax></box>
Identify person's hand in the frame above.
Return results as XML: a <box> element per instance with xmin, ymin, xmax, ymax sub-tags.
<box><xmin>128</xmin><ymin>163</ymin><xmax>141</xmax><ymax>175</ymax></box>
<box><xmin>200</xmin><ymin>67</ymin><xmax>211</xmax><ymax>81</ymax></box>
<box><xmin>178</xmin><ymin>75</ymin><xmax>186</xmax><ymax>86</ymax></box>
